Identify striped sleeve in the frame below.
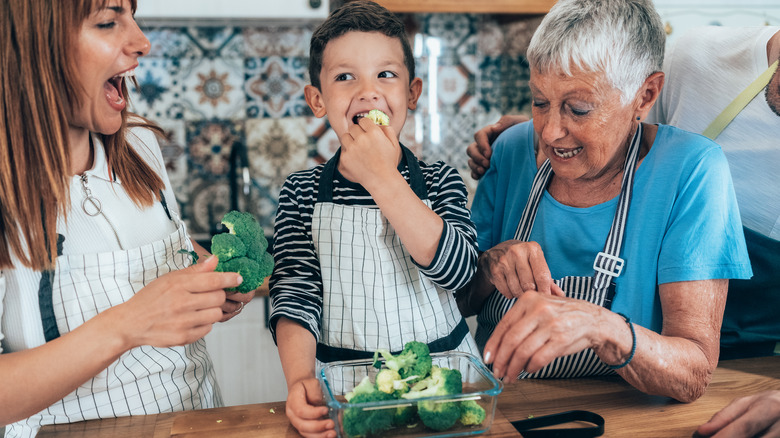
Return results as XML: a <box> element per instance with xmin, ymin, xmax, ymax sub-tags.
<box><xmin>413</xmin><ymin>161</ymin><xmax>478</xmax><ymax>291</ymax></box>
<box><xmin>268</xmin><ymin>167</ymin><xmax>324</xmax><ymax>345</ymax></box>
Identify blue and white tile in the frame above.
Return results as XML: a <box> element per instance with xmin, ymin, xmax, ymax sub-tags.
<box><xmin>129</xmin><ymin>57</ymin><xmax>185</xmax><ymax>120</ymax></box>
<box><xmin>245</xmin><ymin>56</ymin><xmax>310</xmax><ymax>118</ymax></box>
<box><xmin>179</xmin><ymin>58</ymin><xmax>246</xmax><ymax>120</ymax></box>
<box><xmin>183</xmin><ymin>26</ymin><xmax>244</xmax><ymax>59</ymax></box>
<box><xmin>419</xmin><ymin>14</ymin><xmax>476</xmax><ymax>50</ymax></box>
<box><xmin>423</xmin><ymin>107</ymin><xmax>482</xmax><ymax>172</ymax></box>
<box><xmin>142</xmin><ymin>27</ymin><xmax>202</xmax><ymax>59</ymax></box>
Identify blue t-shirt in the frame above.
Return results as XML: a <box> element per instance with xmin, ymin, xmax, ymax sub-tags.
<box><xmin>471</xmin><ymin>121</ymin><xmax>752</xmax><ymax>333</ymax></box>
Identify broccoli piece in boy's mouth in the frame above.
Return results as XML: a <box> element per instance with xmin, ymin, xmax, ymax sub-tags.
<box><xmin>352</xmin><ymin>109</ymin><xmax>389</xmax><ymax>126</ymax></box>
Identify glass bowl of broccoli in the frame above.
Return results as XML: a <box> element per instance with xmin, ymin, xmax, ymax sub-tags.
<box><xmin>318</xmin><ymin>345</ymin><xmax>503</xmax><ymax>438</ymax></box>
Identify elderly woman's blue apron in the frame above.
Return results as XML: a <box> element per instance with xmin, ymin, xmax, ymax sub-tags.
<box><xmin>475</xmin><ymin>124</ymin><xmax>643</xmax><ymax>379</ymax></box>
<box><xmin>312</xmin><ymin>145</ymin><xmax>480</xmax><ymax>365</ymax></box>
<box><xmin>7</xmin><ymin>196</ymin><xmax>221</xmax><ymax>437</ymax></box>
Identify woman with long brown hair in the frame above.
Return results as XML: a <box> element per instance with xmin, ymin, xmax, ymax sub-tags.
<box><xmin>0</xmin><ymin>0</ymin><xmax>252</xmax><ymax>435</ymax></box>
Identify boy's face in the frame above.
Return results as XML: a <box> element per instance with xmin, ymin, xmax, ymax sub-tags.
<box><xmin>305</xmin><ymin>31</ymin><xmax>422</xmax><ymax>142</ymax></box>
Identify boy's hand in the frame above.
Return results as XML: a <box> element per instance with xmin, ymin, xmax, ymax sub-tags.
<box><xmin>285</xmin><ymin>377</ymin><xmax>336</xmax><ymax>438</ymax></box>
<box><xmin>338</xmin><ymin>117</ymin><xmax>401</xmax><ymax>190</ymax></box>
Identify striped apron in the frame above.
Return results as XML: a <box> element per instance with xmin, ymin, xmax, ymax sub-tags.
<box><xmin>475</xmin><ymin>124</ymin><xmax>643</xmax><ymax>379</ymax></box>
<box><xmin>7</xmin><ymin>200</ymin><xmax>221</xmax><ymax>438</ymax></box>
<box><xmin>312</xmin><ymin>145</ymin><xmax>479</xmax><ymax>365</ymax></box>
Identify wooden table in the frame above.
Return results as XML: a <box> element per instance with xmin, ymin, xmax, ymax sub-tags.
<box><xmin>37</xmin><ymin>356</ymin><xmax>779</xmax><ymax>437</ymax></box>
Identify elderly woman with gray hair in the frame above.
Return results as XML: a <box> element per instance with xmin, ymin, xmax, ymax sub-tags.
<box><xmin>457</xmin><ymin>0</ymin><xmax>752</xmax><ymax>402</ymax></box>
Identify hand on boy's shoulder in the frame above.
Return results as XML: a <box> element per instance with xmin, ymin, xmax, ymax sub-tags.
<box><xmin>338</xmin><ymin>117</ymin><xmax>402</xmax><ymax>188</ymax></box>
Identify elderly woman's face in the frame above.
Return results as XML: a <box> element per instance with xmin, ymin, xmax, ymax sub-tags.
<box><xmin>530</xmin><ymin>68</ymin><xmax>638</xmax><ymax>183</ymax></box>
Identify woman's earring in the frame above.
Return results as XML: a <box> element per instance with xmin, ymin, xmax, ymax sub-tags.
<box><xmin>636</xmin><ymin>116</ymin><xmax>640</xmax><ymax>121</ymax></box>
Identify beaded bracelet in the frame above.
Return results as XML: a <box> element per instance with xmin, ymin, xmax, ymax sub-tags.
<box><xmin>607</xmin><ymin>312</ymin><xmax>636</xmax><ymax>370</ymax></box>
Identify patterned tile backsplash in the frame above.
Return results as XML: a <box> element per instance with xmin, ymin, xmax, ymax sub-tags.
<box><xmin>132</xmin><ymin>13</ymin><xmax>542</xmax><ymax>241</ymax></box>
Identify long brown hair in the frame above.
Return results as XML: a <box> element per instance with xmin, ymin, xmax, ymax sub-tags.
<box><xmin>0</xmin><ymin>0</ymin><xmax>164</xmax><ymax>270</ymax></box>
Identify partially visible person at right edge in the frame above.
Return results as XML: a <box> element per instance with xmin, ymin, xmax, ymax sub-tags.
<box><xmin>466</xmin><ymin>24</ymin><xmax>780</xmax><ymax>438</ymax></box>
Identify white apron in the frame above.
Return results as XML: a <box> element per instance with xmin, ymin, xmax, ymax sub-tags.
<box><xmin>476</xmin><ymin>124</ymin><xmax>643</xmax><ymax>379</ymax></box>
<box><xmin>312</xmin><ymin>146</ymin><xmax>479</xmax><ymax>365</ymax></box>
<box><xmin>6</xmin><ymin>196</ymin><xmax>221</xmax><ymax>438</ymax></box>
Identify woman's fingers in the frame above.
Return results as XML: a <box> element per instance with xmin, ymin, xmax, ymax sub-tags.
<box><xmin>220</xmin><ymin>290</ymin><xmax>255</xmax><ymax>322</ymax></box>
<box><xmin>697</xmin><ymin>391</ymin><xmax>780</xmax><ymax>438</ymax></box>
<box><xmin>483</xmin><ymin>293</ymin><xmax>599</xmax><ymax>380</ymax></box>
<box><xmin>485</xmin><ymin>241</ymin><xmax>554</xmax><ymax>298</ymax></box>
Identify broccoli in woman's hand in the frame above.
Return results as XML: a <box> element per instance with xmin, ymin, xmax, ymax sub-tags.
<box><xmin>212</xmin><ymin>210</ymin><xmax>273</xmax><ymax>293</ymax></box>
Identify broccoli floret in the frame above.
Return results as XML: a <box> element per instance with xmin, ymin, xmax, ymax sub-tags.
<box><xmin>417</xmin><ymin>399</ymin><xmax>462</xmax><ymax>431</ymax></box>
<box><xmin>222</xmin><ymin>211</ymin><xmax>267</xmax><ymax>249</ymax></box>
<box><xmin>208</xmin><ymin>210</ymin><xmax>273</xmax><ymax>293</ymax></box>
<box><xmin>342</xmin><ymin>376</ymin><xmax>395</xmax><ymax>438</ymax></box>
<box><xmin>401</xmin><ymin>366</ymin><xmax>462</xmax><ymax>400</ymax></box>
<box><xmin>458</xmin><ymin>399</ymin><xmax>486</xmax><ymax>426</ymax></box>
<box><xmin>210</xmin><ymin>233</ymin><xmax>246</xmax><ymax>261</ymax></box>
<box><xmin>372</xmin><ymin>341</ymin><xmax>432</xmax><ymax>383</ymax></box>
<box><xmin>401</xmin><ymin>366</ymin><xmax>464</xmax><ymax>432</ymax></box>
<box><xmin>216</xmin><ymin>257</ymin><xmax>262</xmax><ymax>293</ymax></box>
<box><xmin>375</xmin><ymin>368</ymin><xmax>419</xmax><ymax>398</ymax></box>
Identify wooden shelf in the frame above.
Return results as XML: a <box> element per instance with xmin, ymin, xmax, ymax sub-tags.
<box><xmin>371</xmin><ymin>0</ymin><xmax>555</xmax><ymax>14</ymax></box>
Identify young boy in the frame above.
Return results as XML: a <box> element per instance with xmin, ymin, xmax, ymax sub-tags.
<box><xmin>269</xmin><ymin>1</ymin><xmax>481</xmax><ymax>435</ymax></box>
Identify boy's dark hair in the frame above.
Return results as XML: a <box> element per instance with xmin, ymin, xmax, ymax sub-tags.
<box><xmin>308</xmin><ymin>0</ymin><xmax>415</xmax><ymax>90</ymax></box>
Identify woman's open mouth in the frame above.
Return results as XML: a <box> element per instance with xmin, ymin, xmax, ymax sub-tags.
<box><xmin>104</xmin><ymin>70</ymin><xmax>134</xmax><ymax>111</ymax></box>
<box><xmin>553</xmin><ymin>147</ymin><xmax>583</xmax><ymax>159</ymax></box>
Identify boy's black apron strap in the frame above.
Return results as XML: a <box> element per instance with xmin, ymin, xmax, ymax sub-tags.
<box><xmin>316</xmin><ymin>144</ymin><xmax>427</xmax><ymax>204</ymax></box>
<box><xmin>315</xmin><ymin>318</ymin><xmax>469</xmax><ymax>363</ymax></box>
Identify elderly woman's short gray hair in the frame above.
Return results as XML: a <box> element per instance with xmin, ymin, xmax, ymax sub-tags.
<box><xmin>527</xmin><ymin>0</ymin><xmax>665</xmax><ymax>105</ymax></box>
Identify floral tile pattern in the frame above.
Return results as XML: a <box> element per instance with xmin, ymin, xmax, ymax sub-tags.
<box><xmin>179</xmin><ymin>58</ymin><xmax>246</xmax><ymax>120</ymax></box>
<box><xmin>136</xmin><ymin>13</ymin><xmax>541</xmax><ymax>237</ymax></box>
<box><xmin>246</xmin><ymin>118</ymin><xmax>310</xmax><ymax>196</ymax></box>
<box><xmin>186</xmin><ymin>119</ymin><xmax>244</xmax><ymax>177</ymax></box>
<box><xmin>245</xmin><ymin>56</ymin><xmax>310</xmax><ymax>118</ymax></box>
<box><xmin>129</xmin><ymin>57</ymin><xmax>184</xmax><ymax>120</ymax></box>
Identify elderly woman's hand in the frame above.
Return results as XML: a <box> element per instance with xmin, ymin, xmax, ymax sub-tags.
<box><xmin>482</xmin><ymin>290</ymin><xmax>606</xmax><ymax>378</ymax></box>
<box><xmin>481</xmin><ymin>240</ymin><xmax>565</xmax><ymax>299</ymax></box>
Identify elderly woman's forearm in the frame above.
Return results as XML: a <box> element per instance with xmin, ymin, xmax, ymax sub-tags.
<box><xmin>609</xmin><ymin>327</ymin><xmax>715</xmax><ymax>402</ymax></box>
<box><xmin>598</xmin><ymin>280</ymin><xmax>726</xmax><ymax>402</ymax></box>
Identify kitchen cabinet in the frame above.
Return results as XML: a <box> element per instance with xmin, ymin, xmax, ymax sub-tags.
<box><xmin>371</xmin><ymin>0</ymin><xmax>555</xmax><ymax>13</ymax></box>
<box><xmin>135</xmin><ymin>0</ymin><xmax>329</xmax><ymax>21</ymax></box>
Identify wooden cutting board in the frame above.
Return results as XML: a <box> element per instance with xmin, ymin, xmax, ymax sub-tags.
<box><xmin>168</xmin><ymin>405</ymin><xmax>521</xmax><ymax>437</ymax></box>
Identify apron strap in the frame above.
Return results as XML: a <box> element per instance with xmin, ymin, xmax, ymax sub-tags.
<box><xmin>315</xmin><ymin>317</ymin><xmax>470</xmax><ymax>363</ymax></box>
<box><xmin>38</xmin><ymin>233</ymin><xmax>65</xmax><ymax>342</ymax></box>
<box><xmin>316</xmin><ymin>144</ymin><xmax>427</xmax><ymax>203</ymax></box>
<box><xmin>592</xmin><ymin>123</ymin><xmax>642</xmax><ymax>289</ymax></box>
<box><xmin>702</xmin><ymin>59</ymin><xmax>779</xmax><ymax>140</ymax></box>
<box><xmin>512</xmin><ymin>123</ymin><xmax>643</xmax><ymax>289</ymax></box>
